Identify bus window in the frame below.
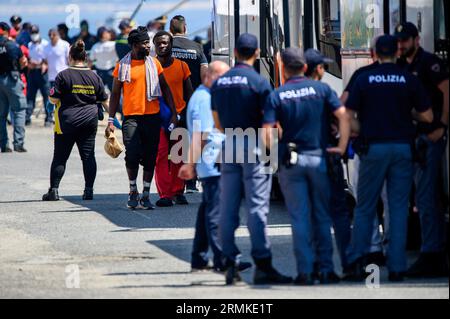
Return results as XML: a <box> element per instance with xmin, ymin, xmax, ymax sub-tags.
<box><xmin>316</xmin><ymin>0</ymin><xmax>342</xmax><ymax>78</ymax></box>
<box><xmin>390</xmin><ymin>0</ymin><xmax>402</xmax><ymax>33</ymax></box>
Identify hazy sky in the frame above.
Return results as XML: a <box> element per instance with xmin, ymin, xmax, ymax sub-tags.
<box><xmin>0</xmin><ymin>0</ymin><xmax>211</xmax><ymax>39</ymax></box>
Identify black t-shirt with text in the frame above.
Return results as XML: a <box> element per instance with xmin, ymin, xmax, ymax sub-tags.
<box><xmin>50</xmin><ymin>66</ymin><xmax>107</xmax><ymax>134</ymax></box>
<box><xmin>172</xmin><ymin>36</ymin><xmax>208</xmax><ymax>89</ymax></box>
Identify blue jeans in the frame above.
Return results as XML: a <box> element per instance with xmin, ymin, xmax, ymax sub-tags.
<box><xmin>279</xmin><ymin>155</ymin><xmax>334</xmax><ymax>275</ymax></box>
<box><xmin>349</xmin><ymin>143</ymin><xmax>413</xmax><ymax>272</ymax></box>
<box><xmin>191</xmin><ymin>176</ymin><xmax>223</xmax><ymax>269</ymax></box>
<box><xmin>415</xmin><ymin>134</ymin><xmax>447</xmax><ymax>253</ymax></box>
<box><xmin>219</xmin><ymin>160</ymin><xmax>272</xmax><ymax>264</ymax></box>
<box><xmin>0</xmin><ymin>73</ymin><xmax>26</xmax><ymax>148</ymax></box>
<box><xmin>26</xmin><ymin>69</ymin><xmax>49</xmax><ymax>122</ymax></box>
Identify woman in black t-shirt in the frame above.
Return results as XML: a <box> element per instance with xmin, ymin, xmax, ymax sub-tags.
<box><xmin>43</xmin><ymin>40</ymin><xmax>108</xmax><ymax>201</ymax></box>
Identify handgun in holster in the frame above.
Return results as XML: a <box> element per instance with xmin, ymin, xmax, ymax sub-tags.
<box><xmin>326</xmin><ymin>153</ymin><xmax>342</xmax><ymax>184</ymax></box>
<box><xmin>284</xmin><ymin>143</ymin><xmax>299</xmax><ymax>169</ymax></box>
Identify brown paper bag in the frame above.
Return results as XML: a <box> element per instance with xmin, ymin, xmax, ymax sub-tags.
<box><xmin>104</xmin><ymin>131</ymin><xmax>123</xmax><ymax>158</ymax></box>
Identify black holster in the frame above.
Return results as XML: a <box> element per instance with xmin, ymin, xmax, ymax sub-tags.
<box><xmin>352</xmin><ymin>136</ymin><xmax>370</xmax><ymax>157</ymax></box>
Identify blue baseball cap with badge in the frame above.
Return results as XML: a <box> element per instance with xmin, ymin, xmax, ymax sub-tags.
<box><xmin>376</xmin><ymin>34</ymin><xmax>398</xmax><ymax>56</ymax></box>
<box><xmin>281</xmin><ymin>47</ymin><xmax>306</xmax><ymax>69</ymax></box>
<box><xmin>304</xmin><ymin>49</ymin><xmax>333</xmax><ymax>69</ymax></box>
<box><xmin>236</xmin><ymin>33</ymin><xmax>258</xmax><ymax>53</ymax></box>
<box><xmin>394</xmin><ymin>22</ymin><xmax>419</xmax><ymax>40</ymax></box>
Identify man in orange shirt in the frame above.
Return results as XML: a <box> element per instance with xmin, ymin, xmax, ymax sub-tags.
<box><xmin>153</xmin><ymin>31</ymin><xmax>193</xmax><ymax>207</ymax></box>
<box><xmin>106</xmin><ymin>26</ymin><xmax>177</xmax><ymax>210</ymax></box>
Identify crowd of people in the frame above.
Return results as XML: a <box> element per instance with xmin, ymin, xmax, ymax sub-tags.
<box><xmin>0</xmin><ymin>13</ymin><xmax>448</xmax><ymax>286</ymax></box>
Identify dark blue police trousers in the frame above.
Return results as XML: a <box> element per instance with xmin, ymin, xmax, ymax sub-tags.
<box><xmin>191</xmin><ymin>176</ymin><xmax>223</xmax><ymax>269</ymax></box>
<box><xmin>349</xmin><ymin>143</ymin><xmax>413</xmax><ymax>272</ymax></box>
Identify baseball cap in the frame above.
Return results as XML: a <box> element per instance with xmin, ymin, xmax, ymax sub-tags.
<box><xmin>0</xmin><ymin>22</ymin><xmax>11</xmax><ymax>32</ymax></box>
<box><xmin>236</xmin><ymin>33</ymin><xmax>258</xmax><ymax>52</ymax></box>
<box><xmin>394</xmin><ymin>22</ymin><xmax>419</xmax><ymax>40</ymax></box>
<box><xmin>376</xmin><ymin>34</ymin><xmax>398</xmax><ymax>56</ymax></box>
<box><xmin>304</xmin><ymin>49</ymin><xmax>333</xmax><ymax>69</ymax></box>
<box><xmin>119</xmin><ymin>18</ymin><xmax>132</xmax><ymax>30</ymax></box>
<box><xmin>10</xmin><ymin>15</ymin><xmax>21</xmax><ymax>25</ymax></box>
<box><xmin>30</xmin><ymin>24</ymin><xmax>40</xmax><ymax>34</ymax></box>
<box><xmin>281</xmin><ymin>47</ymin><xmax>306</xmax><ymax>69</ymax></box>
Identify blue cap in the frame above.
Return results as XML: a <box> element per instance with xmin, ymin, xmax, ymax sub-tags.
<box><xmin>394</xmin><ymin>22</ymin><xmax>419</xmax><ymax>40</ymax></box>
<box><xmin>376</xmin><ymin>35</ymin><xmax>398</xmax><ymax>56</ymax></box>
<box><xmin>281</xmin><ymin>47</ymin><xmax>306</xmax><ymax>68</ymax></box>
<box><xmin>304</xmin><ymin>49</ymin><xmax>333</xmax><ymax>68</ymax></box>
<box><xmin>236</xmin><ymin>33</ymin><xmax>258</xmax><ymax>52</ymax></box>
<box><xmin>0</xmin><ymin>21</ymin><xmax>10</xmax><ymax>32</ymax></box>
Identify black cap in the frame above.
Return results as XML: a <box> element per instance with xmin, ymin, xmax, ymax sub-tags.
<box><xmin>10</xmin><ymin>15</ymin><xmax>21</xmax><ymax>25</ymax></box>
<box><xmin>394</xmin><ymin>22</ymin><xmax>419</xmax><ymax>40</ymax></box>
<box><xmin>236</xmin><ymin>33</ymin><xmax>258</xmax><ymax>52</ymax></box>
<box><xmin>376</xmin><ymin>35</ymin><xmax>398</xmax><ymax>56</ymax></box>
<box><xmin>304</xmin><ymin>48</ymin><xmax>333</xmax><ymax>69</ymax></box>
<box><xmin>119</xmin><ymin>18</ymin><xmax>132</xmax><ymax>30</ymax></box>
<box><xmin>0</xmin><ymin>22</ymin><xmax>11</xmax><ymax>32</ymax></box>
<box><xmin>30</xmin><ymin>24</ymin><xmax>40</xmax><ymax>34</ymax></box>
<box><xmin>282</xmin><ymin>47</ymin><xmax>306</xmax><ymax>69</ymax></box>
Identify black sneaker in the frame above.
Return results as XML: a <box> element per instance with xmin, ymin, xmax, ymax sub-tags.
<box><xmin>253</xmin><ymin>267</ymin><xmax>293</xmax><ymax>285</ymax></box>
<box><xmin>185</xmin><ymin>180</ymin><xmax>199</xmax><ymax>194</ymax></box>
<box><xmin>406</xmin><ymin>252</ymin><xmax>449</xmax><ymax>278</ymax></box>
<box><xmin>42</xmin><ymin>188</ymin><xmax>59</xmax><ymax>201</ymax></box>
<box><xmin>127</xmin><ymin>191</ymin><xmax>139</xmax><ymax>209</ymax></box>
<box><xmin>14</xmin><ymin>145</ymin><xmax>27</xmax><ymax>153</ymax></box>
<box><xmin>82</xmin><ymin>189</ymin><xmax>93</xmax><ymax>200</ymax></box>
<box><xmin>140</xmin><ymin>195</ymin><xmax>155</xmax><ymax>210</ymax></box>
<box><xmin>1</xmin><ymin>146</ymin><xmax>13</xmax><ymax>153</ymax></box>
<box><xmin>174</xmin><ymin>194</ymin><xmax>189</xmax><ymax>205</ymax></box>
<box><xmin>156</xmin><ymin>197</ymin><xmax>174</xmax><ymax>207</ymax></box>
<box><xmin>214</xmin><ymin>261</ymin><xmax>252</xmax><ymax>273</ymax></box>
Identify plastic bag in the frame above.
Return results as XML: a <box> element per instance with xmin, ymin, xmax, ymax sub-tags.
<box><xmin>104</xmin><ymin>131</ymin><xmax>123</xmax><ymax>158</ymax></box>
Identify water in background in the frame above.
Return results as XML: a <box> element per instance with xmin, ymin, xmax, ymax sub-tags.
<box><xmin>0</xmin><ymin>0</ymin><xmax>211</xmax><ymax>41</ymax></box>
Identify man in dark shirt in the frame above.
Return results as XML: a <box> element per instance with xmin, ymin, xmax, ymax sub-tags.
<box><xmin>0</xmin><ymin>21</ymin><xmax>28</xmax><ymax>153</ymax></box>
<box><xmin>263</xmin><ymin>48</ymin><xmax>350</xmax><ymax>285</ymax></box>
<box><xmin>115</xmin><ymin>19</ymin><xmax>133</xmax><ymax>60</ymax></box>
<box><xmin>170</xmin><ymin>15</ymin><xmax>209</xmax><ymax>192</ymax></box>
<box><xmin>211</xmin><ymin>33</ymin><xmax>291</xmax><ymax>286</ymax></box>
<box><xmin>72</xmin><ymin>20</ymin><xmax>97</xmax><ymax>52</ymax></box>
<box><xmin>345</xmin><ymin>35</ymin><xmax>433</xmax><ymax>282</ymax></box>
<box><xmin>395</xmin><ymin>22</ymin><xmax>450</xmax><ymax>278</ymax></box>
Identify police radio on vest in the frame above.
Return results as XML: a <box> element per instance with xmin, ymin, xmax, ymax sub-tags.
<box><xmin>369</xmin><ymin>75</ymin><xmax>407</xmax><ymax>84</ymax></box>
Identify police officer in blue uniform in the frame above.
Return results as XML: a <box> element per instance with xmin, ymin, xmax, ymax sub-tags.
<box><xmin>395</xmin><ymin>22</ymin><xmax>450</xmax><ymax>278</ymax></box>
<box><xmin>0</xmin><ymin>21</ymin><xmax>28</xmax><ymax>153</ymax></box>
<box><xmin>345</xmin><ymin>35</ymin><xmax>433</xmax><ymax>282</ymax></box>
<box><xmin>211</xmin><ymin>33</ymin><xmax>292</xmax><ymax>285</ymax></box>
<box><xmin>263</xmin><ymin>48</ymin><xmax>351</xmax><ymax>285</ymax></box>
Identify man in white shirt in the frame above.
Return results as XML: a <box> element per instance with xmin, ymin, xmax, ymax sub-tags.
<box><xmin>43</xmin><ymin>28</ymin><xmax>69</xmax><ymax>126</ymax></box>
<box><xmin>89</xmin><ymin>27</ymin><xmax>118</xmax><ymax>92</ymax></box>
<box><xmin>26</xmin><ymin>25</ymin><xmax>49</xmax><ymax>125</ymax></box>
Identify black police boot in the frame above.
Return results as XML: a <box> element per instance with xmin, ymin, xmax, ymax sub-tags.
<box><xmin>1</xmin><ymin>146</ymin><xmax>13</xmax><ymax>153</ymax></box>
<box><xmin>342</xmin><ymin>256</ymin><xmax>368</xmax><ymax>282</ymax></box>
<box><xmin>406</xmin><ymin>252</ymin><xmax>449</xmax><ymax>278</ymax></box>
<box><xmin>388</xmin><ymin>272</ymin><xmax>405</xmax><ymax>282</ymax></box>
<box><xmin>82</xmin><ymin>188</ymin><xmax>94</xmax><ymax>200</ymax></box>
<box><xmin>294</xmin><ymin>273</ymin><xmax>315</xmax><ymax>286</ymax></box>
<box><xmin>253</xmin><ymin>257</ymin><xmax>293</xmax><ymax>285</ymax></box>
<box><xmin>224</xmin><ymin>259</ymin><xmax>242</xmax><ymax>286</ymax></box>
<box><xmin>319</xmin><ymin>272</ymin><xmax>341</xmax><ymax>284</ymax></box>
<box><xmin>42</xmin><ymin>188</ymin><xmax>60</xmax><ymax>201</ymax></box>
<box><xmin>14</xmin><ymin>145</ymin><xmax>27</xmax><ymax>153</ymax></box>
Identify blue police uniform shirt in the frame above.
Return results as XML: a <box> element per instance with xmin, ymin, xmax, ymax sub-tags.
<box><xmin>211</xmin><ymin>62</ymin><xmax>272</xmax><ymax>130</ymax></box>
<box><xmin>398</xmin><ymin>47</ymin><xmax>449</xmax><ymax>134</ymax></box>
<box><xmin>346</xmin><ymin>63</ymin><xmax>430</xmax><ymax>143</ymax></box>
<box><xmin>0</xmin><ymin>36</ymin><xmax>23</xmax><ymax>74</ymax></box>
<box><xmin>263</xmin><ymin>76</ymin><xmax>342</xmax><ymax>158</ymax></box>
<box><xmin>187</xmin><ymin>85</ymin><xmax>224</xmax><ymax>179</ymax></box>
